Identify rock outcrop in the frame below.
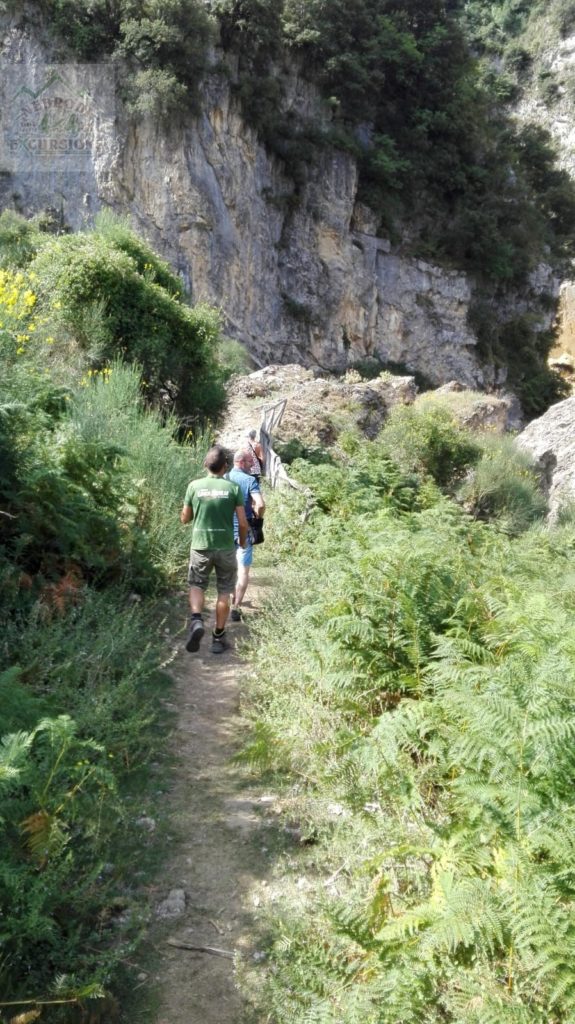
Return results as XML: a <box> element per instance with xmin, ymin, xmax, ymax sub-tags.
<box><xmin>515</xmin><ymin>29</ymin><xmax>575</xmax><ymax>359</ymax></box>
<box><xmin>0</xmin><ymin>14</ymin><xmax>481</xmax><ymax>387</ymax></box>
<box><xmin>0</xmin><ymin>11</ymin><xmax>558</xmax><ymax>389</ymax></box>
<box><xmin>517</xmin><ymin>396</ymin><xmax>575</xmax><ymax>516</ymax></box>
<box><xmin>219</xmin><ymin>364</ymin><xmax>418</xmax><ymax>452</ymax></box>
<box><xmin>416</xmin><ymin>382</ymin><xmax>524</xmax><ymax>434</ymax></box>
<box><xmin>219</xmin><ymin>365</ymin><xmax>522</xmax><ymax>456</ymax></box>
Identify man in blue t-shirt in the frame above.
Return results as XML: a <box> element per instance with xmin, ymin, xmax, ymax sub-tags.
<box><xmin>227</xmin><ymin>449</ymin><xmax>265</xmax><ymax>621</ymax></box>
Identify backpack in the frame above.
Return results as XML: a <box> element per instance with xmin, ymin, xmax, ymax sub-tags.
<box><xmin>251</xmin><ymin>517</ymin><xmax>264</xmax><ymax>545</ymax></box>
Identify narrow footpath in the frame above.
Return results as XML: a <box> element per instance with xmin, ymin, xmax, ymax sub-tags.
<box><xmin>132</xmin><ymin>582</ymin><xmax>273</xmax><ymax>1024</ymax></box>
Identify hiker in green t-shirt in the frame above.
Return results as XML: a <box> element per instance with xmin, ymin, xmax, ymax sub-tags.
<box><xmin>180</xmin><ymin>445</ymin><xmax>248</xmax><ymax>654</ymax></box>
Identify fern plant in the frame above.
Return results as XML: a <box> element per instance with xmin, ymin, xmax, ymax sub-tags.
<box><xmin>240</xmin><ymin>448</ymin><xmax>575</xmax><ymax>1023</ymax></box>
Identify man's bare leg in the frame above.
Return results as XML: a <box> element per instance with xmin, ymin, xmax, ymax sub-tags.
<box><xmin>189</xmin><ymin>586</ymin><xmax>205</xmax><ymax>615</ymax></box>
<box><xmin>233</xmin><ymin>565</ymin><xmax>250</xmax><ymax>608</ymax></box>
<box><xmin>186</xmin><ymin>586</ymin><xmax>206</xmax><ymax>652</ymax></box>
<box><xmin>215</xmin><ymin>593</ymin><xmax>230</xmax><ymax>631</ymax></box>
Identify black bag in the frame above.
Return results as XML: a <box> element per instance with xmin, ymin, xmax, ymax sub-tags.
<box><xmin>251</xmin><ymin>517</ymin><xmax>265</xmax><ymax>545</ymax></box>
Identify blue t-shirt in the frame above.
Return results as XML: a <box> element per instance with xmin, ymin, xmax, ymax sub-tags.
<box><xmin>227</xmin><ymin>467</ymin><xmax>261</xmax><ymax>541</ymax></box>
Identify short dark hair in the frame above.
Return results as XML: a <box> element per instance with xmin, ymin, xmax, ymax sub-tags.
<box><xmin>204</xmin><ymin>445</ymin><xmax>229</xmax><ymax>473</ymax></box>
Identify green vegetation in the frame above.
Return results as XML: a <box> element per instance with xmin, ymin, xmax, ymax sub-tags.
<box><xmin>0</xmin><ymin>211</ymin><xmax>227</xmax><ymax>422</ymax></box>
<box><xmin>32</xmin><ymin>0</ymin><xmax>215</xmax><ymax>116</ymax></box>
<box><xmin>212</xmin><ymin>0</ymin><xmax>575</xmax><ymax>290</ymax></box>
<box><xmin>19</xmin><ymin>1</ymin><xmax>575</xmax><ymax>277</ymax></box>
<box><xmin>459</xmin><ymin>0</ymin><xmax>544</xmax><ymax>56</ymax></box>
<box><xmin>238</xmin><ymin>405</ymin><xmax>575</xmax><ymax>1024</ymax></box>
<box><xmin>0</xmin><ymin>216</ymin><xmax>222</xmax><ymax>1018</ymax></box>
<box><xmin>11</xmin><ymin>0</ymin><xmax>575</xmax><ymax>399</ymax></box>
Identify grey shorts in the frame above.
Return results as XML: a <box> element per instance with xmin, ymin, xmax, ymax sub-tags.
<box><xmin>188</xmin><ymin>548</ymin><xmax>237</xmax><ymax>595</ymax></box>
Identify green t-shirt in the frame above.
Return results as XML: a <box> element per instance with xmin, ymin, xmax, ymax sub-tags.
<box><xmin>184</xmin><ymin>475</ymin><xmax>242</xmax><ymax>551</ymax></box>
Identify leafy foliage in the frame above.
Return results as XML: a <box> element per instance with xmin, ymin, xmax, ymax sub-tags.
<box><xmin>29</xmin><ymin>231</ymin><xmax>225</xmax><ymax>422</ymax></box>
<box><xmin>236</xmin><ymin>418</ymin><xmax>575</xmax><ymax>1024</ymax></box>
<box><xmin>214</xmin><ymin>0</ymin><xmax>575</xmax><ymax>291</ymax></box>
<box><xmin>376</xmin><ymin>403</ymin><xmax>482</xmax><ymax>489</ymax></box>
<box><xmin>0</xmin><ymin>220</ymin><xmax>220</xmax><ymax>1014</ymax></box>
<box><xmin>458</xmin><ymin>434</ymin><xmax>547</xmax><ymax>534</ymax></box>
<box><xmin>32</xmin><ymin>0</ymin><xmax>216</xmax><ymax>113</ymax></box>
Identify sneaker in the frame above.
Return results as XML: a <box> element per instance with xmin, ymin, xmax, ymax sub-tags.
<box><xmin>185</xmin><ymin>618</ymin><xmax>205</xmax><ymax>653</ymax></box>
<box><xmin>230</xmin><ymin>607</ymin><xmax>242</xmax><ymax>622</ymax></box>
<box><xmin>211</xmin><ymin>632</ymin><xmax>228</xmax><ymax>654</ymax></box>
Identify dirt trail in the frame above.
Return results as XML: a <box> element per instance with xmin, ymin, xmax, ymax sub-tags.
<box><xmin>137</xmin><ymin>585</ymin><xmax>272</xmax><ymax>1024</ymax></box>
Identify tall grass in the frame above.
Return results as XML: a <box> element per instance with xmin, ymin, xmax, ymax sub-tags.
<box><xmin>0</xmin><ymin>357</ymin><xmax>215</xmax><ymax>1016</ymax></box>
<box><xmin>70</xmin><ymin>361</ymin><xmax>209</xmax><ymax>581</ymax></box>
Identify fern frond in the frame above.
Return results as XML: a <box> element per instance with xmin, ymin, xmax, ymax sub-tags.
<box><xmin>20</xmin><ymin>810</ymin><xmax>68</xmax><ymax>864</ymax></box>
<box><xmin>0</xmin><ymin>730</ymin><xmax>34</xmax><ymax>787</ymax></box>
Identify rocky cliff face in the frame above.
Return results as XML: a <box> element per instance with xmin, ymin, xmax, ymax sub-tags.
<box><xmin>0</xmin><ymin>13</ymin><xmax>553</xmax><ymax>388</ymax></box>
<box><xmin>516</xmin><ymin>30</ymin><xmax>575</xmax><ymax>358</ymax></box>
<box><xmin>516</xmin><ymin>32</ymin><xmax>575</xmax><ymax>180</ymax></box>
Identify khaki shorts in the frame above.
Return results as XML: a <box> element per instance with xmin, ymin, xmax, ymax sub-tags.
<box><xmin>188</xmin><ymin>548</ymin><xmax>237</xmax><ymax>595</ymax></box>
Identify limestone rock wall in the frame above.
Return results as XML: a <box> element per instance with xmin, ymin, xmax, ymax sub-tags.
<box><xmin>0</xmin><ymin>12</ymin><xmax>547</xmax><ymax>389</ymax></box>
<box><xmin>515</xmin><ymin>30</ymin><xmax>575</xmax><ymax>358</ymax></box>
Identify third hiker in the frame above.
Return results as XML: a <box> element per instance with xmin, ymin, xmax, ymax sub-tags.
<box><xmin>227</xmin><ymin>448</ymin><xmax>265</xmax><ymax>621</ymax></box>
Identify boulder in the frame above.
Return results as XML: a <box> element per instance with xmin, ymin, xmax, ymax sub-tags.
<box><xmin>416</xmin><ymin>386</ymin><xmax>523</xmax><ymax>433</ymax></box>
<box><xmin>516</xmin><ymin>396</ymin><xmax>575</xmax><ymax>517</ymax></box>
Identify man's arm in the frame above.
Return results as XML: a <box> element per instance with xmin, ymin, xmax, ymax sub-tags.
<box><xmin>249</xmin><ymin>478</ymin><xmax>265</xmax><ymax>518</ymax></box>
<box><xmin>236</xmin><ymin>505</ymin><xmax>249</xmax><ymax>548</ymax></box>
<box><xmin>180</xmin><ymin>503</ymin><xmax>193</xmax><ymax>524</ymax></box>
<box><xmin>251</xmin><ymin>491</ymin><xmax>265</xmax><ymax>518</ymax></box>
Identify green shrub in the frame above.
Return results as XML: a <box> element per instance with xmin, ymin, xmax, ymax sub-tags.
<box><xmin>286</xmin><ymin>437</ymin><xmax>422</xmax><ymax>518</ymax></box>
<box><xmin>552</xmin><ymin>0</ymin><xmax>575</xmax><ymax>35</ymax></box>
<box><xmin>70</xmin><ymin>361</ymin><xmax>208</xmax><ymax>581</ymax></box>
<box><xmin>93</xmin><ymin>212</ymin><xmax>183</xmax><ymax>297</ymax></box>
<box><xmin>517</xmin><ymin>364</ymin><xmax>571</xmax><ymax>417</ymax></box>
<box><xmin>29</xmin><ymin>231</ymin><xmax>226</xmax><ymax>421</ymax></box>
<box><xmin>467</xmin><ymin>302</ymin><xmax>569</xmax><ymax>417</ymax></box>
<box><xmin>0</xmin><ymin>210</ymin><xmax>44</xmax><ymax>268</ymax></box>
<box><xmin>275</xmin><ymin>437</ymin><xmax>334</xmax><ymax>465</ymax></box>
<box><xmin>0</xmin><ymin>715</ymin><xmax>121</xmax><ymax>1004</ymax></box>
<box><xmin>377</xmin><ymin>403</ymin><xmax>481</xmax><ymax>489</ymax></box>
<box><xmin>121</xmin><ymin>66</ymin><xmax>190</xmax><ymax>119</ymax></box>
<box><xmin>458</xmin><ymin>434</ymin><xmax>548</xmax><ymax>534</ymax></box>
<box><xmin>0</xmin><ymin>589</ymin><xmax>167</xmax><ymax>1008</ymax></box>
<box><xmin>216</xmin><ymin>336</ymin><xmax>254</xmax><ymax>379</ymax></box>
<box><xmin>37</xmin><ymin>0</ymin><xmax>215</xmax><ymax>112</ymax></box>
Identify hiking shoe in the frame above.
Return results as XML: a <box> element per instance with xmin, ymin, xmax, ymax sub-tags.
<box><xmin>185</xmin><ymin>618</ymin><xmax>205</xmax><ymax>653</ymax></box>
<box><xmin>230</xmin><ymin>607</ymin><xmax>242</xmax><ymax>622</ymax></box>
<box><xmin>211</xmin><ymin>632</ymin><xmax>228</xmax><ymax>654</ymax></box>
